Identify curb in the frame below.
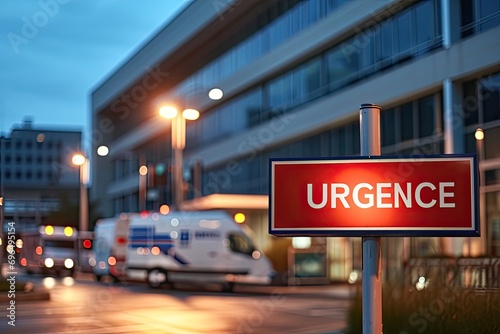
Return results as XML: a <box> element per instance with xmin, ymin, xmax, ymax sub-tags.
<box><xmin>0</xmin><ymin>288</ymin><xmax>50</xmax><ymax>302</ymax></box>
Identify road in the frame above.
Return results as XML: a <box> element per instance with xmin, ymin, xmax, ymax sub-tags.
<box><xmin>0</xmin><ymin>274</ymin><xmax>351</xmax><ymax>334</ymax></box>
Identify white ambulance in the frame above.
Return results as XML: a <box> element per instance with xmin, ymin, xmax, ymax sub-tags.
<box><xmin>92</xmin><ymin>214</ymin><xmax>131</xmax><ymax>281</ymax></box>
<box><xmin>125</xmin><ymin>210</ymin><xmax>274</xmax><ymax>291</ymax></box>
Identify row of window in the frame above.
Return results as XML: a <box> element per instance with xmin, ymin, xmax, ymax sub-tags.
<box><xmin>186</xmin><ymin>0</ymin><xmax>443</xmax><ymax>148</ymax></box>
<box><xmin>0</xmin><ymin>155</ymin><xmax>65</xmax><ymax>165</ymax></box>
<box><xmin>175</xmin><ymin>0</ymin><xmax>349</xmax><ymax>101</ymax></box>
<box><xmin>198</xmin><ymin>92</ymin><xmax>445</xmax><ymax>196</ymax></box>
<box><xmin>197</xmin><ymin>68</ymin><xmax>500</xmax><ymax>196</ymax></box>
<box><xmin>0</xmin><ymin>140</ymin><xmax>64</xmax><ymax>150</ymax></box>
<box><xmin>0</xmin><ymin>170</ymin><xmax>70</xmax><ymax>182</ymax></box>
<box><xmin>185</xmin><ymin>0</ymin><xmax>500</xmax><ymax>150</ymax></box>
<box><xmin>2</xmin><ymin>199</ymin><xmax>60</xmax><ymax>214</ymax></box>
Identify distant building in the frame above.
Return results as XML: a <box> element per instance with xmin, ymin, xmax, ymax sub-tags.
<box><xmin>0</xmin><ymin>119</ymin><xmax>82</xmax><ymax>231</ymax></box>
<box><xmin>91</xmin><ymin>0</ymin><xmax>500</xmax><ymax>282</ymax></box>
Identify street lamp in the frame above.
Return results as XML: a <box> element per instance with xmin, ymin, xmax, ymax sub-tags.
<box><xmin>475</xmin><ymin>128</ymin><xmax>487</xmax><ymax>255</ymax></box>
<box><xmin>72</xmin><ymin>153</ymin><xmax>89</xmax><ymax>232</ymax></box>
<box><xmin>159</xmin><ymin>105</ymin><xmax>200</xmax><ymax>209</ymax></box>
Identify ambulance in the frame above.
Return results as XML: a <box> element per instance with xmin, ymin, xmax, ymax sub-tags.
<box><xmin>92</xmin><ymin>214</ymin><xmax>132</xmax><ymax>281</ymax></box>
<box><xmin>125</xmin><ymin>210</ymin><xmax>274</xmax><ymax>291</ymax></box>
<box><xmin>20</xmin><ymin>225</ymin><xmax>78</xmax><ymax>276</ymax></box>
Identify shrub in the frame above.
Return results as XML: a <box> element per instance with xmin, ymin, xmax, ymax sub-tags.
<box><xmin>347</xmin><ymin>282</ymin><xmax>500</xmax><ymax>333</ymax></box>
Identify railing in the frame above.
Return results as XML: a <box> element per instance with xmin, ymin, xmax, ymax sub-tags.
<box><xmin>404</xmin><ymin>257</ymin><xmax>500</xmax><ymax>290</ymax></box>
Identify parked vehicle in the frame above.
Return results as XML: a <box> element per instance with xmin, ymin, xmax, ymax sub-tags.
<box><xmin>19</xmin><ymin>225</ymin><xmax>78</xmax><ymax>276</ymax></box>
<box><xmin>125</xmin><ymin>210</ymin><xmax>274</xmax><ymax>291</ymax></box>
<box><xmin>92</xmin><ymin>215</ymin><xmax>131</xmax><ymax>281</ymax></box>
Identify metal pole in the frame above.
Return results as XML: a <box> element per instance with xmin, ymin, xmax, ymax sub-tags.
<box><xmin>139</xmin><ymin>154</ymin><xmax>146</xmax><ymax>211</ymax></box>
<box><xmin>0</xmin><ymin>135</ymin><xmax>4</xmax><ymax>267</ymax></box>
<box><xmin>79</xmin><ymin>160</ymin><xmax>89</xmax><ymax>232</ymax></box>
<box><xmin>172</xmin><ymin>114</ymin><xmax>185</xmax><ymax>210</ymax></box>
<box><xmin>359</xmin><ymin>103</ymin><xmax>382</xmax><ymax>334</ymax></box>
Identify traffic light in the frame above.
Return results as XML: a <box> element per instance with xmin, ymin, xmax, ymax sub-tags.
<box><xmin>82</xmin><ymin>239</ymin><xmax>92</xmax><ymax>249</ymax></box>
<box><xmin>148</xmin><ymin>163</ymin><xmax>168</xmax><ymax>188</ymax></box>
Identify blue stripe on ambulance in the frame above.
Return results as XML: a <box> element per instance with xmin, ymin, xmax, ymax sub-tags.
<box><xmin>128</xmin><ymin>226</ymin><xmax>190</xmax><ymax>265</ymax></box>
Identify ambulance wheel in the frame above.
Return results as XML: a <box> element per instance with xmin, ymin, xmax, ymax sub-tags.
<box><xmin>147</xmin><ymin>268</ymin><xmax>168</xmax><ymax>288</ymax></box>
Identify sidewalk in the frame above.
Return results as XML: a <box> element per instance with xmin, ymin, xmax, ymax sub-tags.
<box><xmin>0</xmin><ymin>279</ymin><xmax>50</xmax><ymax>302</ymax></box>
<box><xmin>234</xmin><ymin>282</ymin><xmax>355</xmax><ymax>299</ymax></box>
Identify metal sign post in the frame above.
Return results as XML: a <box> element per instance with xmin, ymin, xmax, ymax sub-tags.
<box><xmin>360</xmin><ymin>103</ymin><xmax>382</xmax><ymax>333</ymax></box>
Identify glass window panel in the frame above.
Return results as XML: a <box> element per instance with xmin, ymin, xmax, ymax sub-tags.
<box><xmin>331</xmin><ymin>128</ymin><xmax>346</xmax><ymax>156</ymax></box>
<box><xmin>464</xmin><ymin>132</ymin><xmax>478</xmax><ymax>153</ymax></box>
<box><xmin>379</xmin><ymin>20</ymin><xmax>393</xmax><ymax>63</ymax></box>
<box><xmin>418</xmin><ymin>95</ymin><xmax>435</xmax><ymax>138</ymax></box>
<box><xmin>360</xmin><ymin>33</ymin><xmax>375</xmax><ymax>70</ymax></box>
<box><xmin>219</xmin><ymin>105</ymin><xmax>234</xmax><ymax>136</ymax></box>
<box><xmin>479</xmin><ymin>0</ymin><xmax>500</xmax><ymax>31</ymax></box>
<box><xmin>481</xmin><ymin>73</ymin><xmax>500</xmax><ymax>123</ymax></box>
<box><xmin>350</xmin><ymin>122</ymin><xmax>360</xmax><ymax>155</ymax></box>
<box><xmin>461</xmin><ymin>0</ymin><xmax>475</xmax><ymax>37</ymax></box>
<box><xmin>201</xmin><ymin>111</ymin><xmax>218</xmax><ymax>143</ymax></box>
<box><xmin>307</xmin><ymin>134</ymin><xmax>323</xmax><ymax>157</ymax></box>
<box><xmin>463</xmin><ymin>80</ymin><xmax>479</xmax><ymax>125</ymax></box>
<box><xmin>396</xmin><ymin>10</ymin><xmax>413</xmax><ymax>56</ymax></box>
<box><xmin>485</xmin><ymin>126</ymin><xmax>500</xmax><ymax>160</ymax></box>
<box><xmin>293</xmin><ymin>58</ymin><xmax>321</xmax><ymax>104</ymax></box>
<box><xmin>400</xmin><ymin>103</ymin><xmax>414</xmax><ymax>141</ymax></box>
<box><xmin>381</xmin><ymin>108</ymin><xmax>396</xmax><ymax>147</ymax></box>
<box><xmin>326</xmin><ymin>44</ymin><xmax>359</xmax><ymax>90</ymax></box>
<box><xmin>415</xmin><ymin>1</ymin><xmax>436</xmax><ymax>48</ymax></box>
<box><xmin>484</xmin><ymin>169</ymin><xmax>500</xmax><ymax>186</ymax></box>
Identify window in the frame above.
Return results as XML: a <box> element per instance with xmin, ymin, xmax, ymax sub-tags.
<box><xmin>478</xmin><ymin>0</ymin><xmax>500</xmax><ymax>31</ymax></box>
<box><xmin>395</xmin><ymin>9</ymin><xmax>413</xmax><ymax>58</ymax></box>
<box><xmin>227</xmin><ymin>232</ymin><xmax>255</xmax><ymax>256</ymax></box>
<box><xmin>461</xmin><ymin>0</ymin><xmax>500</xmax><ymax>37</ymax></box>
<box><xmin>415</xmin><ymin>0</ymin><xmax>438</xmax><ymax>52</ymax></box>
<box><xmin>378</xmin><ymin>20</ymin><xmax>394</xmax><ymax>66</ymax></box>
<box><xmin>381</xmin><ymin>108</ymin><xmax>396</xmax><ymax>146</ymax></box>
<box><xmin>400</xmin><ymin>103</ymin><xmax>414</xmax><ymax>141</ymax></box>
<box><xmin>481</xmin><ymin>73</ymin><xmax>500</xmax><ymax>123</ymax></box>
<box><xmin>418</xmin><ymin>95</ymin><xmax>436</xmax><ymax>138</ymax></box>
<box><xmin>326</xmin><ymin>43</ymin><xmax>359</xmax><ymax>90</ymax></box>
<box><xmin>463</xmin><ymin>80</ymin><xmax>479</xmax><ymax>126</ymax></box>
<box><xmin>463</xmin><ymin>72</ymin><xmax>500</xmax><ymax>126</ymax></box>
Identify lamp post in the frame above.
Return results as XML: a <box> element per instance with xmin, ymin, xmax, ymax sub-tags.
<box><xmin>159</xmin><ymin>106</ymin><xmax>199</xmax><ymax>209</ymax></box>
<box><xmin>138</xmin><ymin>162</ymin><xmax>148</xmax><ymax>211</ymax></box>
<box><xmin>475</xmin><ymin>128</ymin><xmax>486</xmax><ymax>255</ymax></box>
<box><xmin>72</xmin><ymin>153</ymin><xmax>89</xmax><ymax>232</ymax></box>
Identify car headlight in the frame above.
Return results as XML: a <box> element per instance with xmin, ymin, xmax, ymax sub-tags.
<box><xmin>45</xmin><ymin>258</ymin><xmax>54</xmax><ymax>268</ymax></box>
<box><xmin>64</xmin><ymin>259</ymin><xmax>74</xmax><ymax>269</ymax></box>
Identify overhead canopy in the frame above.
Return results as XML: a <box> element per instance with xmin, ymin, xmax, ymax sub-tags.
<box><xmin>179</xmin><ymin>194</ymin><xmax>268</xmax><ymax>211</ymax></box>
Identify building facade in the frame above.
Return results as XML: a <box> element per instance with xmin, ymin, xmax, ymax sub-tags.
<box><xmin>0</xmin><ymin>119</ymin><xmax>82</xmax><ymax>232</ymax></box>
<box><xmin>91</xmin><ymin>0</ymin><xmax>500</xmax><ymax>282</ymax></box>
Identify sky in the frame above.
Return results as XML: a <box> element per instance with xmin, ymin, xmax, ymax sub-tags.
<box><xmin>0</xmin><ymin>0</ymin><xmax>190</xmax><ymax>145</ymax></box>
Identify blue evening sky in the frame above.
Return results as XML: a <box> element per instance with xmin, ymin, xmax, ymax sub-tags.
<box><xmin>0</xmin><ymin>0</ymin><xmax>189</xmax><ymax>145</ymax></box>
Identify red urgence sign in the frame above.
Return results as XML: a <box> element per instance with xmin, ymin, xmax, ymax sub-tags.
<box><xmin>269</xmin><ymin>155</ymin><xmax>479</xmax><ymax>237</ymax></box>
